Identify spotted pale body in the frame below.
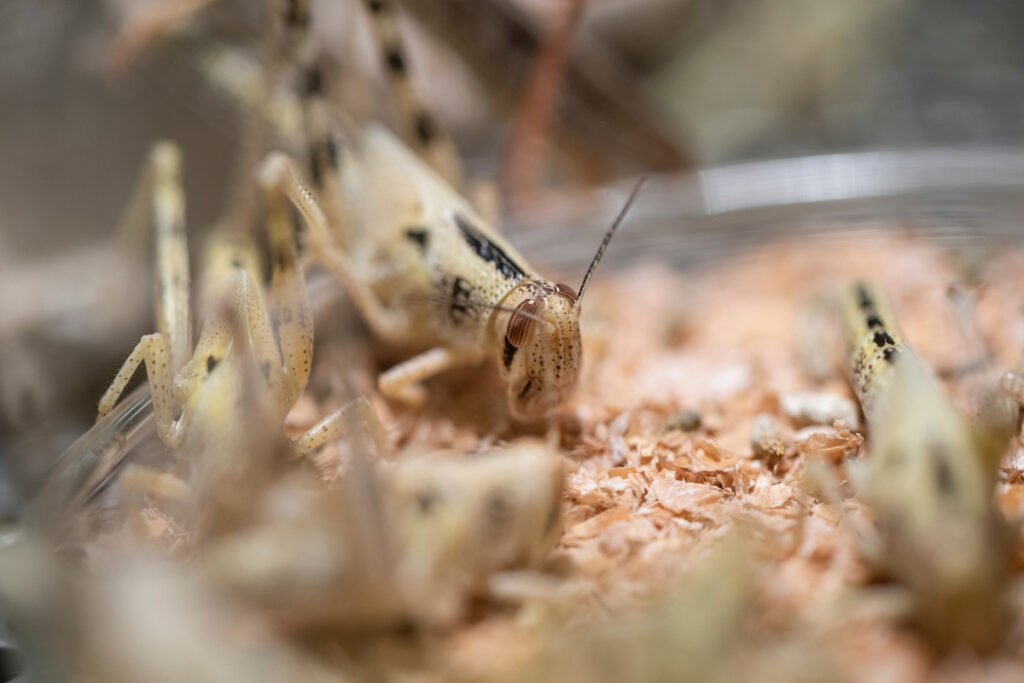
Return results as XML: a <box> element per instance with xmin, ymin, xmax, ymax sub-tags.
<box><xmin>268</xmin><ymin>0</ymin><xmax>639</xmax><ymax>420</ymax></box>
<box><xmin>841</xmin><ymin>281</ymin><xmax>1012</xmax><ymax>653</ymax></box>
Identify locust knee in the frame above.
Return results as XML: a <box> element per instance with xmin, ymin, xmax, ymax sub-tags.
<box><xmin>290</xmin><ymin>395</ymin><xmax>388</xmax><ymax>460</ymax></box>
<box><xmin>98</xmin><ymin>333</ymin><xmax>180</xmax><ymax>447</ymax></box>
<box><xmin>378</xmin><ymin>347</ymin><xmax>470</xmax><ymax>406</ymax></box>
<box><xmin>259</xmin><ymin>152</ymin><xmax>408</xmax><ymax>341</ymax></box>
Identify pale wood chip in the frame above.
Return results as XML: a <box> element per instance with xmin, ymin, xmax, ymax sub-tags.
<box><xmin>750</xmin><ymin>477</ymin><xmax>794</xmax><ymax>509</ymax></box>
<box><xmin>564</xmin><ymin>505</ymin><xmax>632</xmax><ymax>540</ymax></box>
<box><xmin>648</xmin><ymin>472</ymin><xmax>725</xmax><ymax>515</ymax></box>
<box><xmin>796</xmin><ymin>420</ymin><xmax>863</xmax><ymax>463</ymax></box>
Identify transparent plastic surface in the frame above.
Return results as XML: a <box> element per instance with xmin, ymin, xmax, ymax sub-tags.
<box><xmin>519</xmin><ymin>147</ymin><xmax>1024</xmax><ymax>275</ymax></box>
<box><xmin>27</xmin><ymin>385</ymin><xmax>162</xmax><ymax>545</ymax></box>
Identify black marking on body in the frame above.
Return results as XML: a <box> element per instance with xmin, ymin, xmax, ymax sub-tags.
<box><xmin>324</xmin><ymin>137</ymin><xmax>339</xmax><ymax>169</ymax></box>
<box><xmin>414</xmin><ymin>112</ymin><xmax>436</xmax><ymax>145</ymax></box>
<box><xmin>230</xmin><ymin>258</ymin><xmax>243</xmax><ymax>269</ymax></box>
<box><xmin>503</xmin><ymin>337</ymin><xmax>518</xmax><ymax>368</ymax></box>
<box><xmin>873</xmin><ymin>330</ymin><xmax>896</xmax><ymax>347</ymax></box>
<box><xmin>518</xmin><ymin>379</ymin><xmax>533</xmax><ymax>399</ymax></box>
<box><xmin>449</xmin><ymin>276</ymin><xmax>473</xmax><ymax>324</ymax></box>
<box><xmin>310</xmin><ymin>138</ymin><xmax>338</xmax><ymax>187</ymax></box>
<box><xmin>484</xmin><ymin>490</ymin><xmax>512</xmax><ymax>530</ymax></box>
<box><xmin>415</xmin><ymin>488</ymin><xmax>438</xmax><ymax>515</ymax></box>
<box><xmin>283</xmin><ymin>0</ymin><xmax>306</xmax><ymax>27</ymax></box>
<box><xmin>309</xmin><ymin>147</ymin><xmax>322</xmax><ymax>187</ymax></box>
<box><xmin>366</xmin><ymin>0</ymin><xmax>386</xmax><ymax>13</ymax></box>
<box><xmin>931</xmin><ymin>448</ymin><xmax>955</xmax><ymax>496</ymax></box>
<box><xmin>883</xmin><ymin>347</ymin><xmax>899</xmax><ymax>362</ymax></box>
<box><xmin>453</xmin><ymin>213</ymin><xmax>527</xmax><ymax>283</ymax></box>
<box><xmin>274</xmin><ymin>248</ymin><xmax>292</xmax><ymax>272</ymax></box>
<box><xmin>206</xmin><ymin>356</ymin><xmax>219</xmax><ymax>373</ymax></box>
<box><xmin>405</xmin><ymin>227</ymin><xmax>429</xmax><ymax>251</ymax></box>
<box><xmin>866</xmin><ymin>314</ymin><xmax>883</xmax><ymax>328</ymax></box>
<box><xmin>384</xmin><ymin>47</ymin><xmax>406</xmax><ymax>74</ymax></box>
<box><xmin>304</xmin><ymin>65</ymin><xmax>323</xmax><ymax>96</ymax></box>
<box><xmin>856</xmin><ymin>285</ymin><xmax>874</xmax><ymax>311</ymax></box>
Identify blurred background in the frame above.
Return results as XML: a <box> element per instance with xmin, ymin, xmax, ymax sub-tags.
<box><xmin>3</xmin><ymin>0</ymin><xmax>1024</xmax><ymax>509</ymax></box>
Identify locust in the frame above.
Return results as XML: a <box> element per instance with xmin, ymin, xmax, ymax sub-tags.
<box><xmin>199</xmin><ymin>438</ymin><xmax>565</xmax><ymax>630</ymax></box>
<box><xmin>838</xmin><ymin>281</ymin><xmax>1013</xmax><ymax>653</ymax></box>
<box><xmin>94</xmin><ymin>142</ymin><xmax>384</xmax><ymax>501</ymax></box>
<box><xmin>84</xmin><ymin>142</ymin><xmax>565</xmax><ymax>623</ymax></box>
<box><xmin>267</xmin><ymin>0</ymin><xmax>642</xmax><ymax>421</ymax></box>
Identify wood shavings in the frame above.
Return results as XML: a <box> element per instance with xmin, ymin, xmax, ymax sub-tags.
<box><xmin>564</xmin><ymin>505</ymin><xmax>631</xmax><ymax>541</ymax></box>
<box><xmin>648</xmin><ymin>473</ymin><xmax>725</xmax><ymax>517</ymax></box>
<box><xmin>796</xmin><ymin>421</ymin><xmax>864</xmax><ymax>463</ymax></box>
<box><xmin>63</xmin><ymin>233</ymin><xmax>1024</xmax><ymax>680</ymax></box>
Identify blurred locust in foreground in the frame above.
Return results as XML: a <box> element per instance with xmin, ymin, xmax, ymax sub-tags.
<box><xmin>829</xmin><ymin>281</ymin><xmax>1014</xmax><ymax>653</ymax></box>
<box><xmin>92</xmin><ymin>142</ymin><xmax>385</xmax><ymax>514</ymax></box>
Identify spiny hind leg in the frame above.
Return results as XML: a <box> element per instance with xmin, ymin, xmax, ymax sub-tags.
<box><xmin>261</xmin><ymin>152</ymin><xmax>410</xmax><ymax>340</ymax></box>
<box><xmin>258</xmin><ymin>154</ymin><xmax>315</xmax><ymax>408</ymax></box>
<box><xmin>98</xmin><ymin>142</ymin><xmax>190</xmax><ymax>445</ymax></box>
<box><xmin>362</xmin><ymin>0</ymin><xmax>494</xmax><ymax>223</ymax></box>
<box><xmin>290</xmin><ymin>396</ymin><xmax>389</xmax><ymax>461</ymax></box>
<box><xmin>97</xmin><ymin>333</ymin><xmax>182</xmax><ymax>448</ymax></box>
<box><xmin>360</xmin><ymin>0</ymin><xmax>464</xmax><ymax>189</ymax></box>
<box><xmin>379</xmin><ymin>346</ymin><xmax>477</xmax><ymax>406</ymax></box>
<box><xmin>149</xmin><ymin>142</ymin><xmax>192</xmax><ymax>372</ymax></box>
<box><xmin>111</xmin><ymin>140</ymin><xmax>191</xmax><ymax>372</ymax></box>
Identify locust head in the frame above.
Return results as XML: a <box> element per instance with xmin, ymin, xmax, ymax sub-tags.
<box><xmin>494</xmin><ymin>280</ymin><xmax>582</xmax><ymax>420</ymax></box>
<box><xmin>492</xmin><ymin>179</ymin><xmax>645</xmax><ymax>420</ymax></box>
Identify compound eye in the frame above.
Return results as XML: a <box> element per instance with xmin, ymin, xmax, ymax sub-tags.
<box><xmin>555</xmin><ymin>283</ymin><xmax>578</xmax><ymax>303</ymax></box>
<box><xmin>506</xmin><ymin>298</ymin><xmax>541</xmax><ymax>347</ymax></box>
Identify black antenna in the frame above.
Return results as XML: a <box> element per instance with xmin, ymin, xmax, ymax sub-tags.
<box><xmin>576</xmin><ymin>177</ymin><xmax>646</xmax><ymax>303</ymax></box>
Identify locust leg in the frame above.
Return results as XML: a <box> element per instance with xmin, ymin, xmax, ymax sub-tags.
<box><xmin>358</xmin><ymin>0</ymin><xmax>464</xmax><ymax>189</ymax></box>
<box><xmin>260</xmin><ymin>153</ymin><xmax>410</xmax><ymax>340</ymax></box>
<box><xmin>260</xmin><ymin>157</ymin><xmax>315</xmax><ymax>411</ymax></box>
<box><xmin>150</xmin><ymin>142</ymin><xmax>192</xmax><ymax>373</ymax></box>
<box><xmin>378</xmin><ymin>346</ymin><xmax>478</xmax><ymax>405</ymax></box>
<box><xmin>97</xmin><ymin>333</ymin><xmax>182</xmax><ymax>448</ymax></box>
<box><xmin>97</xmin><ymin>142</ymin><xmax>190</xmax><ymax>448</ymax></box>
<box><xmin>290</xmin><ymin>396</ymin><xmax>388</xmax><ymax>461</ymax></box>
<box><xmin>110</xmin><ymin>140</ymin><xmax>190</xmax><ymax>369</ymax></box>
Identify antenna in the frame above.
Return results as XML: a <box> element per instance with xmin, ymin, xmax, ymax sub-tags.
<box><xmin>576</xmin><ymin>176</ymin><xmax>646</xmax><ymax>303</ymax></box>
<box><xmin>420</xmin><ymin>294</ymin><xmax>551</xmax><ymax>327</ymax></box>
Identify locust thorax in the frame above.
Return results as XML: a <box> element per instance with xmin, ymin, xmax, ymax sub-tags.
<box><xmin>492</xmin><ymin>279</ymin><xmax>582</xmax><ymax>420</ymax></box>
